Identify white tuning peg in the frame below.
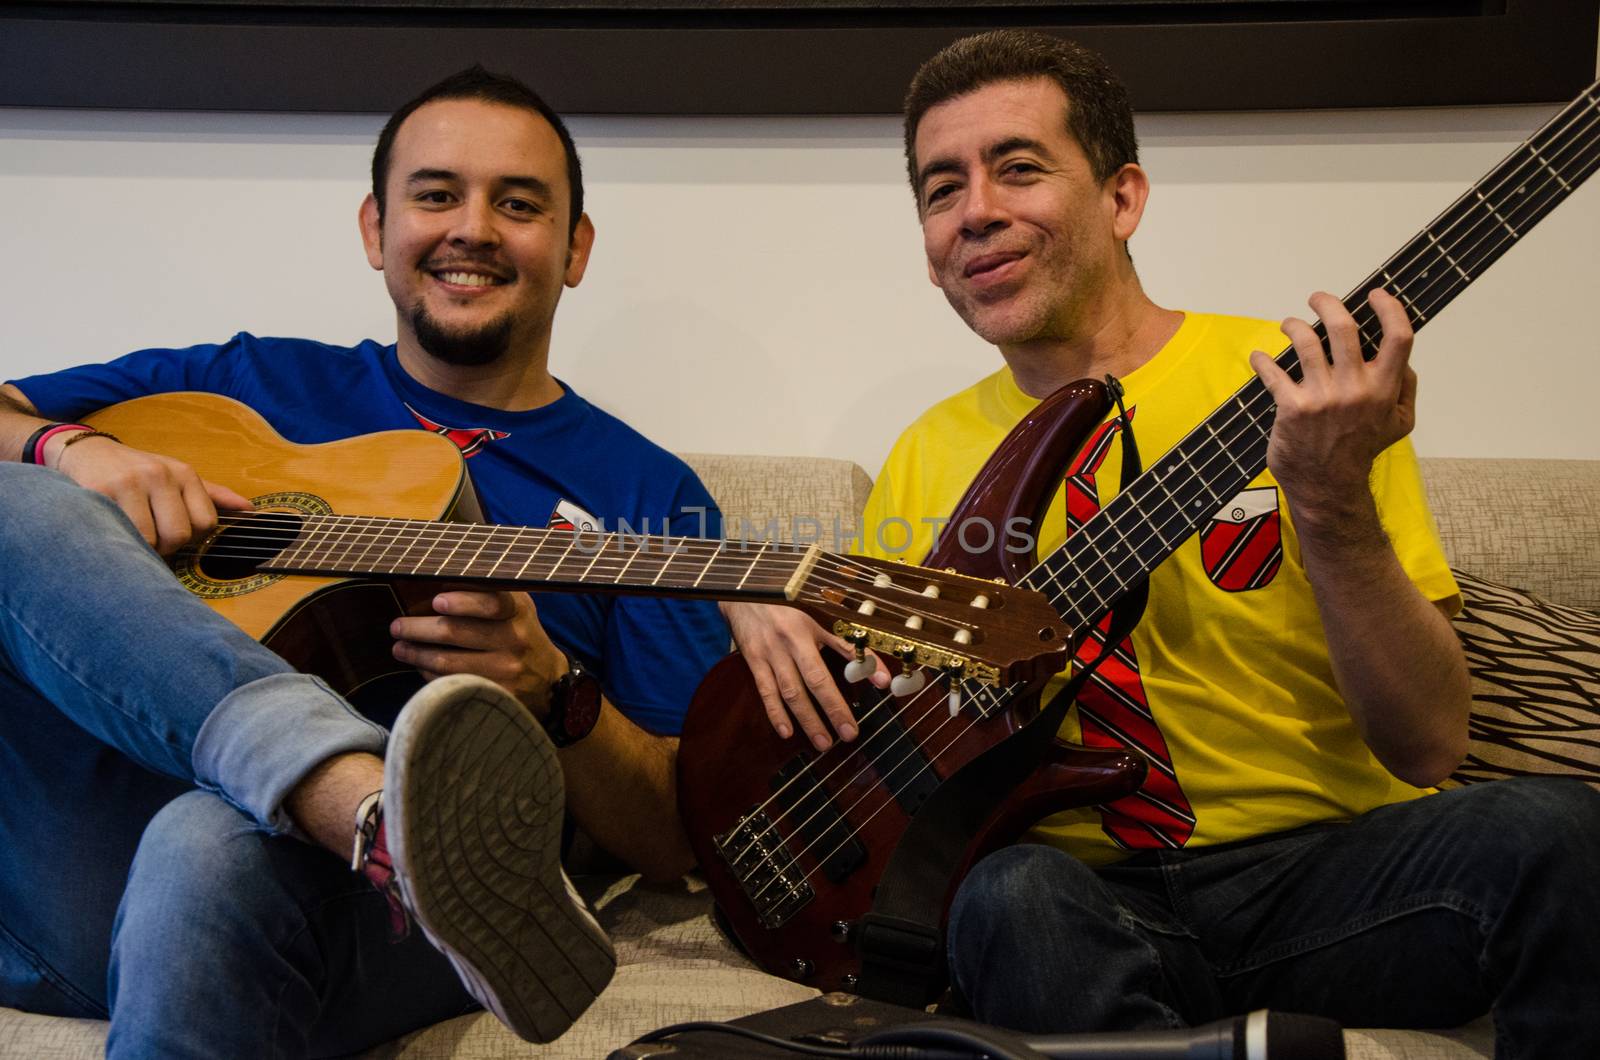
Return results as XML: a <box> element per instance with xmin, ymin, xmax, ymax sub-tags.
<box><xmin>843</xmin><ymin>628</ymin><xmax>873</xmax><ymax>684</ymax></box>
<box><xmin>843</xmin><ymin>657</ymin><xmax>877</xmax><ymax>684</ymax></box>
<box><xmin>891</xmin><ymin>669</ymin><xmax>927</xmax><ymax>697</ymax></box>
<box><xmin>943</xmin><ymin>663</ymin><xmax>966</xmax><ymax>717</ymax></box>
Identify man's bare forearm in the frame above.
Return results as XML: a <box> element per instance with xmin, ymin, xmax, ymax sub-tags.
<box><xmin>1294</xmin><ymin>492</ymin><xmax>1470</xmax><ymax>787</ymax></box>
<box><xmin>559</xmin><ymin>703</ymin><xmax>695</xmax><ymax>882</ymax></box>
<box><xmin>0</xmin><ymin>383</ymin><xmax>49</xmax><ymax>462</ymax></box>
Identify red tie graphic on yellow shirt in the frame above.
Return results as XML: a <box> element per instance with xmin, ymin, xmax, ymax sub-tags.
<box><xmin>1066</xmin><ymin>416</ymin><xmax>1198</xmax><ymax>850</ymax></box>
<box><xmin>1200</xmin><ymin>486</ymin><xmax>1283</xmax><ymax>592</ymax></box>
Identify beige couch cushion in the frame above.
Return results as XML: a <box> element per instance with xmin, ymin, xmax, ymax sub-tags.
<box><xmin>681</xmin><ymin>452</ymin><xmax>873</xmax><ymax>550</ymax></box>
<box><xmin>1421</xmin><ymin>457</ymin><xmax>1600</xmax><ymax>611</ymax></box>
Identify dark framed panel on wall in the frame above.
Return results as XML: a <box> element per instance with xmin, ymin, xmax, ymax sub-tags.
<box><xmin>2</xmin><ymin>1</ymin><xmax>1596</xmax><ymax>114</ymax></box>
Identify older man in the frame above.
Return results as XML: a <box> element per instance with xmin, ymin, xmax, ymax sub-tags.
<box><xmin>728</xmin><ymin>31</ymin><xmax>1600</xmax><ymax>1057</ymax></box>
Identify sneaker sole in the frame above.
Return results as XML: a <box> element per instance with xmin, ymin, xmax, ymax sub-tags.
<box><xmin>383</xmin><ymin>674</ymin><xmax>616</xmax><ymax>1043</ymax></box>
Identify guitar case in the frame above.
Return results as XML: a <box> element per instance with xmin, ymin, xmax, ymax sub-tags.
<box><xmin>606</xmin><ymin>992</ymin><xmax>1031</xmax><ymax>1060</ymax></box>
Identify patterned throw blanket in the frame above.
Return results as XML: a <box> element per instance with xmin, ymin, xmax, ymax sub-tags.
<box><xmin>1449</xmin><ymin>568</ymin><xmax>1600</xmax><ymax>788</ymax></box>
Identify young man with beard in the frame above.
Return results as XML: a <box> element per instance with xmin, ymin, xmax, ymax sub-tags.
<box><xmin>0</xmin><ymin>68</ymin><xmax>728</xmax><ymax>1057</ymax></box>
<box><xmin>726</xmin><ymin>31</ymin><xmax>1600</xmax><ymax>1054</ymax></box>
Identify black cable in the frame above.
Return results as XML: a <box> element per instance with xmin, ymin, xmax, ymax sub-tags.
<box><xmin>627</xmin><ymin>1020</ymin><xmax>851</xmax><ymax>1055</ymax></box>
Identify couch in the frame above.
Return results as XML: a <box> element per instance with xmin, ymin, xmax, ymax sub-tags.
<box><xmin>2</xmin><ymin>454</ymin><xmax>1595</xmax><ymax>1060</ymax></box>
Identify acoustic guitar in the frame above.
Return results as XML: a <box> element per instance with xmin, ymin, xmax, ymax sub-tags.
<box><xmin>676</xmin><ymin>80</ymin><xmax>1600</xmax><ymax>992</ymax></box>
<box><xmin>77</xmin><ymin>392</ymin><xmax>1070</xmax><ymax>706</ymax></box>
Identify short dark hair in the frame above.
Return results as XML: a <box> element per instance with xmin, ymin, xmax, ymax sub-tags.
<box><xmin>903</xmin><ymin>30</ymin><xmax>1138</xmax><ymax>203</ymax></box>
<box><xmin>371</xmin><ymin>65</ymin><xmax>585</xmax><ymax>237</ymax></box>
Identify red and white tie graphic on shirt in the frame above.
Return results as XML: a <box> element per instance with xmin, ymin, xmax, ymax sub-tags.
<box><xmin>1200</xmin><ymin>487</ymin><xmax>1282</xmax><ymax>592</ymax></box>
<box><xmin>404</xmin><ymin>404</ymin><xmax>509</xmax><ymax>458</ymax></box>
<box><xmin>547</xmin><ymin>499</ymin><xmax>601</xmax><ymax>534</ymax></box>
<box><xmin>1066</xmin><ymin>416</ymin><xmax>1197</xmax><ymax>850</ymax></box>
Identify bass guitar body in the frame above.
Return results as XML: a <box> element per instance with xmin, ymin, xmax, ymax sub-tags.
<box><xmin>680</xmin><ymin>76</ymin><xmax>1600</xmax><ymax>991</ymax></box>
<box><xmin>84</xmin><ymin>392</ymin><xmax>475</xmax><ymax>704</ymax></box>
<box><xmin>677</xmin><ymin>379</ymin><xmax>1146</xmax><ymax>992</ymax></box>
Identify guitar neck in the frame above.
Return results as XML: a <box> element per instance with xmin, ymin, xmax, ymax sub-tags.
<box><xmin>255</xmin><ymin>513</ymin><xmax>817</xmax><ymax>601</ymax></box>
<box><xmin>1028</xmin><ymin>80</ymin><xmax>1600</xmax><ymax>626</ymax></box>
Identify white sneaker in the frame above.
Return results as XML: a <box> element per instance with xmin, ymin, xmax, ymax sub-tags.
<box><xmin>378</xmin><ymin>673</ymin><xmax>616</xmax><ymax>1042</ymax></box>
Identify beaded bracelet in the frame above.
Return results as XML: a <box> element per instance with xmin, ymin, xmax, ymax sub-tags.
<box><xmin>58</xmin><ymin>429</ymin><xmax>121</xmax><ymax>454</ymax></box>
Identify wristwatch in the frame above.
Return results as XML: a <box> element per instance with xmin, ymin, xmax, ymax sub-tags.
<box><xmin>544</xmin><ymin>660</ymin><xmax>602</xmax><ymax>748</ymax></box>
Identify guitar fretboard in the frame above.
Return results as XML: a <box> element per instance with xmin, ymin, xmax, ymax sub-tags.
<box><xmin>1025</xmin><ymin>81</ymin><xmax>1600</xmax><ymax>626</ymax></box>
<box><xmin>253</xmin><ymin>514</ymin><xmax>813</xmax><ymax>599</ymax></box>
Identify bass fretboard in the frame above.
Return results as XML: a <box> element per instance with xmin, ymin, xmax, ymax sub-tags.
<box><xmin>1026</xmin><ymin>81</ymin><xmax>1600</xmax><ymax>627</ymax></box>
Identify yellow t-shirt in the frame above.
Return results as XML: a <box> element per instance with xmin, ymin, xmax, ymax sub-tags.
<box><xmin>859</xmin><ymin>312</ymin><xmax>1459</xmax><ymax>865</ymax></box>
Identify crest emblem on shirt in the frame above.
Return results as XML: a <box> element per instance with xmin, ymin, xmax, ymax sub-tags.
<box><xmin>548</xmin><ymin>499</ymin><xmax>601</xmax><ymax>534</ymax></box>
<box><xmin>1200</xmin><ymin>486</ymin><xmax>1282</xmax><ymax>592</ymax></box>
<box><xmin>404</xmin><ymin>403</ymin><xmax>509</xmax><ymax>458</ymax></box>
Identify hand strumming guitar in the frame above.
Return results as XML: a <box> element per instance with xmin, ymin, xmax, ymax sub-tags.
<box><xmin>54</xmin><ymin>436</ymin><xmax>254</xmax><ymax>556</ymax></box>
<box><xmin>0</xmin><ymin>385</ymin><xmax>251</xmax><ymax>556</ymax></box>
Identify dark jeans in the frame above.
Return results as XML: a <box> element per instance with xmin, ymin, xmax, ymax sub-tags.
<box><xmin>947</xmin><ymin>778</ymin><xmax>1600</xmax><ymax>1059</ymax></box>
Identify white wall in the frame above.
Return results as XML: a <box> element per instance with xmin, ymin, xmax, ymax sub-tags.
<box><xmin>2</xmin><ymin>101</ymin><xmax>1597</xmax><ymax>476</ymax></box>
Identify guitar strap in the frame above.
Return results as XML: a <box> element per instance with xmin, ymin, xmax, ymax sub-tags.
<box><xmin>854</xmin><ymin>378</ymin><xmax>1151</xmax><ymax>1008</ymax></box>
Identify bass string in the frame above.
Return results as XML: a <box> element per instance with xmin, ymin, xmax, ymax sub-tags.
<box><xmin>732</xmin><ymin>675</ymin><xmax>1004</xmax><ymax>890</ymax></box>
<box><xmin>740</xmin><ymin>676</ymin><xmax>1015</xmax><ymax>907</ymax></box>
<box><xmin>1353</xmin><ymin>85</ymin><xmax>1600</xmax><ymax>317</ymax></box>
<box><xmin>752</xmin><ymin>600</ymin><xmax>1228</xmax><ymax>900</ymax></box>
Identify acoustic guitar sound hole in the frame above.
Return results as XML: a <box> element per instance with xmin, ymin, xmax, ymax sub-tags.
<box><xmin>197</xmin><ymin>512</ymin><xmax>304</xmax><ymax>582</ymax></box>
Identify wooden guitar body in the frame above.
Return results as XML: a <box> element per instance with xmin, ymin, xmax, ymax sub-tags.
<box><xmin>677</xmin><ymin>379</ymin><xmax>1146</xmax><ymax>991</ymax></box>
<box><xmin>84</xmin><ymin>392</ymin><xmax>475</xmax><ymax>702</ymax></box>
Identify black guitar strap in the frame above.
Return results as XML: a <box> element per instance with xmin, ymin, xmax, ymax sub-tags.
<box><xmin>854</xmin><ymin>377</ymin><xmax>1150</xmax><ymax>1008</ymax></box>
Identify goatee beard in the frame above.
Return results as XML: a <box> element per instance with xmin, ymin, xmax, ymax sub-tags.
<box><xmin>409</xmin><ymin>303</ymin><xmax>514</xmax><ymax>367</ymax></box>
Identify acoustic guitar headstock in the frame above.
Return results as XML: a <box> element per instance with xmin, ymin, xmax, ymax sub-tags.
<box><xmin>790</xmin><ymin>552</ymin><xmax>1068</xmax><ymax>687</ymax></box>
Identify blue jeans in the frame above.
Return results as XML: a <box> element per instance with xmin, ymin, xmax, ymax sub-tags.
<box><xmin>948</xmin><ymin>778</ymin><xmax>1600</xmax><ymax>1059</ymax></box>
<box><xmin>0</xmin><ymin>465</ymin><xmax>474</xmax><ymax>1057</ymax></box>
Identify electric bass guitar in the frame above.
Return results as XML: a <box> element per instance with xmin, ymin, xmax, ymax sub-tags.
<box><xmin>676</xmin><ymin>80</ymin><xmax>1600</xmax><ymax>992</ymax></box>
<box><xmin>79</xmin><ymin>392</ymin><xmax>1072</xmax><ymax>704</ymax></box>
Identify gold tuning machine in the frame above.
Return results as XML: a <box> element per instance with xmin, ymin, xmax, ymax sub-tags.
<box><xmin>828</xmin><ymin>622</ymin><xmax>1002</xmax><ymax>687</ymax></box>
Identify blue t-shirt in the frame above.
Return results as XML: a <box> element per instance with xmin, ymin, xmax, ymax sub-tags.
<box><xmin>10</xmin><ymin>333</ymin><xmax>730</xmax><ymax>735</ymax></box>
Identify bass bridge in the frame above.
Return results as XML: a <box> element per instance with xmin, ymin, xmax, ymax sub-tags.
<box><xmin>713</xmin><ymin>811</ymin><xmax>812</xmax><ymax>929</ymax></box>
<box><xmin>714</xmin><ymin>755</ymin><xmax>869</xmax><ymax>928</ymax></box>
